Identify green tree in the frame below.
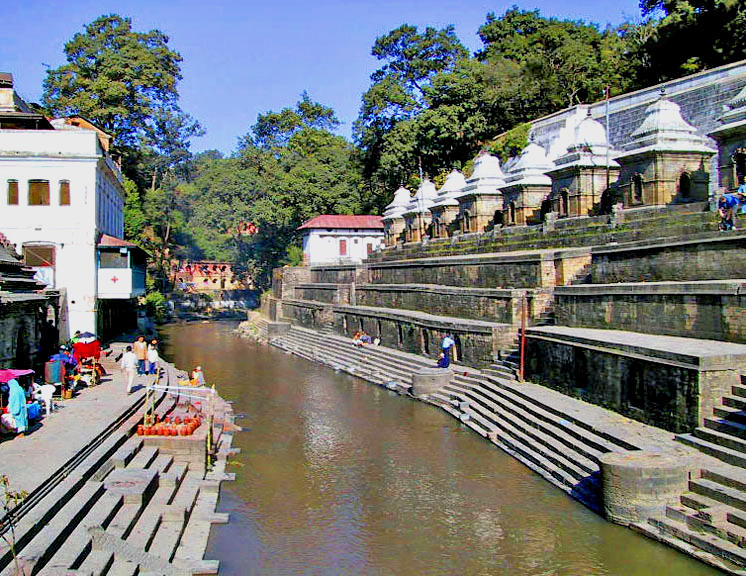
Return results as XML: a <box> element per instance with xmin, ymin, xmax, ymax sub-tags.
<box><xmin>355</xmin><ymin>24</ymin><xmax>468</xmax><ymax>194</ymax></box>
<box><xmin>637</xmin><ymin>0</ymin><xmax>746</xmax><ymax>82</ymax></box>
<box><xmin>42</xmin><ymin>14</ymin><xmax>195</xmax><ymax>177</ymax></box>
<box><xmin>477</xmin><ymin>7</ymin><xmax>631</xmax><ymax>108</ymax></box>
<box><xmin>241</xmin><ymin>91</ymin><xmax>339</xmax><ymax>151</ymax></box>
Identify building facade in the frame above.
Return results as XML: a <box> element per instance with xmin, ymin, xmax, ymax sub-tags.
<box><xmin>299</xmin><ymin>215</ymin><xmax>384</xmax><ymax>265</ymax></box>
<box><xmin>0</xmin><ymin>74</ymin><xmax>143</xmax><ymax>340</ymax></box>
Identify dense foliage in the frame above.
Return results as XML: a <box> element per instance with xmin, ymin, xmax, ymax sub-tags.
<box><xmin>43</xmin><ymin>7</ymin><xmax>746</xmax><ymax>289</ymax></box>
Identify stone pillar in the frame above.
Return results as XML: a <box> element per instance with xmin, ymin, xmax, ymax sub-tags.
<box><xmin>599</xmin><ymin>451</ymin><xmax>691</xmax><ymax>525</ymax></box>
<box><xmin>411</xmin><ymin>367</ymin><xmax>453</xmax><ymax>397</ymax></box>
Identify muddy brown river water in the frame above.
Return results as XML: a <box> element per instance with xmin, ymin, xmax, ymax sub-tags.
<box><xmin>160</xmin><ymin>321</ymin><xmax>718</xmax><ymax>575</ymax></box>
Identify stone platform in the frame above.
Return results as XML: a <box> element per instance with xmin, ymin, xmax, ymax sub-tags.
<box><xmin>525</xmin><ymin>326</ymin><xmax>746</xmax><ymax>433</ymax></box>
<box><xmin>555</xmin><ymin>279</ymin><xmax>746</xmax><ymax>343</ymax></box>
<box><xmin>0</xmin><ymin>344</ymin><xmax>236</xmax><ymax>576</ymax></box>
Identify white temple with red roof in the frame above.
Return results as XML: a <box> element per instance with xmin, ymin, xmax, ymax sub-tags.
<box><xmin>298</xmin><ymin>215</ymin><xmax>384</xmax><ymax>265</ymax></box>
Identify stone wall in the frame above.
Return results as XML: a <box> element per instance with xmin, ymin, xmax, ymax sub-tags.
<box><xmin>333</xmin><ymin>308</ymin><xmax>500</xmax><ymax>367</ymax></box>
<box><xmin>591</xmin><ymin>234</ymin><xmax>746</xmax><ymax>283</ymax></box>
<box><xmin>524</xmin><ymin>327</ymin><xmax>746</xmax><ymax>433</ymax></box>
<box><xmin>310</xmin><ymin>265</ymin><xmax>363</xmax><ymax>284</ymax></box>
<box><xmin>355</xmin><ymin>284</ymin><xmax>525</xmax><ymax>324</ymax></box>
<box><xmin>293</xmin><ymin>283</ymin><xmax>351</xmax><ymax>305</ymax></box>
<box><xmin>274</xmin><ymin>267</ymin><xmax>313</xmax><ymax>300</ymax></box>
<box><xmin>0</xmin><ymin>302</ymin><xmax>41</xmax><ymax>369</ymax></box>
<box><xmin>280</xmin><ymin>300</ymin><xmax>331</xmax><ymax>330</ymax></box>
<box><xmin>525</xmin><ymin>335</ymin><xmax>700</xmax><ymax>433</ymax></box>
<box><xmin>367</xmin><ymin>253</ymin><xmax>556</xmax><ymax>289</ymax></box>
<box><xmin>555</xmin><ymin>282</ymin><xmax>746</xmax><ymax>343</ymax></box>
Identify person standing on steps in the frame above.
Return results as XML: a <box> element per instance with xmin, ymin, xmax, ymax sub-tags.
<box><xmin>441</xmin><ymin>333</ymin><xmax>455</xmax><ymax>364</ymax></box>
<box><xmin>147</xmin><ymin>339</ymin><xmax>160</xmax><ymax>376</ymax></box>
<box><xmin>133</xmin><ymin>336</ymin><xmax>147</xmax><ymax>376</ymax></box>
<box><xmin>120</xmin><ymin>345</ymin><xmax>137</xmax><ymax>394</ymax></box>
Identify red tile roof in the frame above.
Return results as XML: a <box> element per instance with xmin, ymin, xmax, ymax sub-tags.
<box><xmin>298</xmin><ymin>215</ymin><xmax>383</xmax><ymax>231</ymax></box>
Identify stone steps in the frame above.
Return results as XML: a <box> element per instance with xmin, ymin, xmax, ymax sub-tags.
<box><xmin>446</xmin><ymin>382</ymin><xmax>598</xmax><ymax>487</ymax></box>
<box><xmin>274</xmin><ymin>327</ymin><xmax>433</xmax><ymax>388</ymax></box>
<box><xmin>125</xmin><ymin>463</ymin><xmax>188</xmax><ymax>553</ymax></box>
<box><xmin>705</xmin><ymin>417</ymin><xmax>746</xmax><ymax>441</ymax></box>
<box><xmin>147</xmin><ymin>472</ymin><xmax>203</xmax><ymax>562</ymax></box>
<box><xmin>2</xmin><ymin>479</ymin><xmax>106</xmax><ymax>575</ymax></box>
<box><xmin>653</xmin><ymin>367</ymin><xmax>746</xmax><ymax>573</ymax></box>
<box><xmin>0</xmin><ymin>361</ymin><xmax>230</xmax><ymax>576</ymax></box>
<box><xmin>374</xmin><ymin>206</ymin><xmax>717</xmax><ymax>262</ymax></box>
<box><xmin>714</xmin><ymin>405</ymin><xmax>746</xmax><ymax>426</ymax></box>
<box><xmin>678</xmin><ymin>433</ymin><xmax>746</xmax><ymax>468</ymax></box>
<box><xmin>695</xmin><ymin>427</ymin><xmax>746</xmax><ymax>455</ymax></box>
<box><xmin>639</xmin><ymin>515</ymin><xmax>746</xmax><ymax>573</ymax></box>
<box><xmin>443</xmin><ymin>380</ymin><xmax>602</xmax><ymax>474</ymax></box>
<box><xmin>275</xmin><ymin>331</ymin><xmax>414</xmax><ymax>388</ymax></box>
<box><xmin>455</xmin><ymin>372</ymin><xmax>623</xmax><ymax>456</ymax></box>
<box><xmin>0</xmin><ymin>410</ymin><xmax>155</xmax><ymax>573</ymax></box>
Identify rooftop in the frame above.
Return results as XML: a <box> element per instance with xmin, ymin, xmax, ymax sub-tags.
<box><xmin>298</xmin><ymin>215</ymin><xmax>384</xmax><ymax>231</ymax></box>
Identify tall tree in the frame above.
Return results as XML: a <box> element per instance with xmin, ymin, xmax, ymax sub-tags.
<box><xmin>637</xmin><ymin>0</ymin><xmax>746</xmax><ymax>82</ymax></box>
<box><xmin>355</xmin><ymin>24</ymin><xmax>468</xmax><ymax>193</ymax></box>
<box><xmin>42</xmin><ymin>14</ymin><xmax>193</xmax><ymax>174</ymax></box>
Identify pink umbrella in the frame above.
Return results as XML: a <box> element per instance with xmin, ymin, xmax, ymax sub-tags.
<box><xmin>0</xmin><ymin>369</ymin><xmax>34</xmax><ymax>383</ymax></box>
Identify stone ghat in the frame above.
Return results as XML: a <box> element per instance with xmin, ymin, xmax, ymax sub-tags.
<box><xmin>292</xmin><ymin>282</ymin><xmax>551</xmax><ymax>325</ymax></box>
<box><xmin>555</xmin><ymin>280</ymin><xmax>746</xmax><ymax>343</ymax></box>
<box><xmin>280</xmin><ymin>298</ymin><xmax>516</xmax><ymax>366</ymax></box>
<box><xmin>524</xmin><ymin>326</ymin><xmax>746</xmax><ymax>434</ymax></box>
<box><xmin>0</xmin><ymin>362</ymin><xmax>236</xmax><ymax>576</ymax></box>
<box><xmin>265</xmin><ymin>322</ymin><xmax>746</xmax><ymax>575</ymax></box>
<box><xmin>372</xmin><ymin>201</ymin><xmax>715</xmax><ymax>262</ymax></box>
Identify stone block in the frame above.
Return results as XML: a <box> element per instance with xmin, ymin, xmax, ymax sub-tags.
<box><xmin>104</xmin><ymin>468</ymin><xmax>158</xmax><ymax>506</ymax></box>
<box><xmin>411</xmin><ymin>367</ymin><xmax>453</xmax><ymax>397</ymax></box>
<box><xmin>600</xmin><ymin>451</ymin><xmax>691</xmax><ymax>525</ymax></box>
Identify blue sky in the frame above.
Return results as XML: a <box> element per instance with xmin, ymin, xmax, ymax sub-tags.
<box><xmin>4</xmin><ymin>0</ymin><xmax>642</xmax><ymax>154</ymax></box>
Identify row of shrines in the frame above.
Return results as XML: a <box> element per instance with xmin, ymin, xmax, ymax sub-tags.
<box><xmin>382</xmin><ymin>82</ymin><xmax>746</xmax><ymax>246</ymax></box>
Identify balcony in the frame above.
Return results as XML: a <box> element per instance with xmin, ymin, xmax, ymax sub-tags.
<box><xmin>97</xmin><ymin>235</ymin><xmax>146</xmax><ymax>300</ymax></box>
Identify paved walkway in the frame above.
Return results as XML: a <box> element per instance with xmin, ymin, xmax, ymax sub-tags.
<box><xmin>0</xmin><ymin>343</ymin><xmax>151</xmax><ymax>496</ymax></box>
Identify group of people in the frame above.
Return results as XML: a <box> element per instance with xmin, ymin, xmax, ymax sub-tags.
<box><xmin>352</xmin><ymin>331</ymin><xmax>380</xmax><ymax>348</ymax></box>
<box><xmin>718</xmin><ymin>185</ymin><xmax>746</xmax><ymax>231</ymax></box>
<box><xmin>119</xmin><ymin>336</ymin><xmax>160</xmax><ymax>394</ymax></box>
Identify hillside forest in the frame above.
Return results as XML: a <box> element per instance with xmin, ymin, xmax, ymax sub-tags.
<box><xmin>39</xmin><ymin>1</ymin><xmax>746</xmax><ymax>290</ymax></box>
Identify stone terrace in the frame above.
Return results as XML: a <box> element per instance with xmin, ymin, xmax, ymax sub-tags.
<box><xmin>0</xmin><ymin>346</ymin><xmax>235</xmax><ymax>576</ymax></box>
<box><xmin>268</xmin><ymin>200</ymin><xmax>746</xmax><ymax>574</ymax></box>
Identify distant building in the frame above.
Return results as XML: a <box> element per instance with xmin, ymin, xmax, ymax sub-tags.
<box><xmin>298</xmin><ymin>215</ymin><xmax>384</xmax><ymax>265</ymax></box>
<box><xmin>0</xmin><ymin>73</ymin><xmax>144</xmax><ymax>340</ymax></box>
<box><xmin>170</xmin><ymin>260</ymin><xmax>250</xmax><ymax>292</ymax></box>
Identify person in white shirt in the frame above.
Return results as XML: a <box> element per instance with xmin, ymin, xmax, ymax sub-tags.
<box><xmin>147</xmin><ymin>340</ymin><xmax>160</xmax><ymax>376</ymax></box>
<box><xmin>120</xmin><ymin>345</ymin><xmax>137</xmax><ymax>393</ymax></box>
<box><xmin>441</xmin><ymin>334</ymin><xmax>456</xmax><ymax>364</ymax></box>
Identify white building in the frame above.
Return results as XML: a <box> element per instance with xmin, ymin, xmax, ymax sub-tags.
<box><xmin>298</xmin><ymin>215</ymin><xmax>384</xmax><ymax>265</ymax></box>
<box><xmin>0</xmin><ymin>73</ymin><xmax>144</xmax><ymax>340</ymax></box>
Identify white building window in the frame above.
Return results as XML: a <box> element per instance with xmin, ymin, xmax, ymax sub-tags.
<box><xmin>28</xmin><ymin>180</ymin><xmax>50</xmax><ymax>206</ymax></box>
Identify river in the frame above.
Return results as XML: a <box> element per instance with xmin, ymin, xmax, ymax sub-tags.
<box><xmin>159</xmin><ymin>321</ymin><xmax>717</xmax><ymax>576</ymax></box>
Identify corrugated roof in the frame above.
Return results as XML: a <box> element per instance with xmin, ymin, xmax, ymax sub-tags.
<box><xmin>298</xmin><ymin>215</ymin><xmax>383</xmax><ymax>231</ymax></box>
<box><xmin>98</xmin><ymin>234</ymin><xmax>139</xmax><ymax>248</ymax></box>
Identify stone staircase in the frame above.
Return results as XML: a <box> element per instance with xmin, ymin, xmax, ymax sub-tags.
<box><xmin>271</xmin><ymin>325</ymin><xmax>640</xmax><ymax>513</ymax></box>
<box><xmin>0</xmin><ymin>365</ymin><xmax>234</xmax><ymax>576</ymax></box>
<box><xmin>628</xmin><ymin>375</ymin><xmax>746</xmax><ymax>574</ymax></box>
